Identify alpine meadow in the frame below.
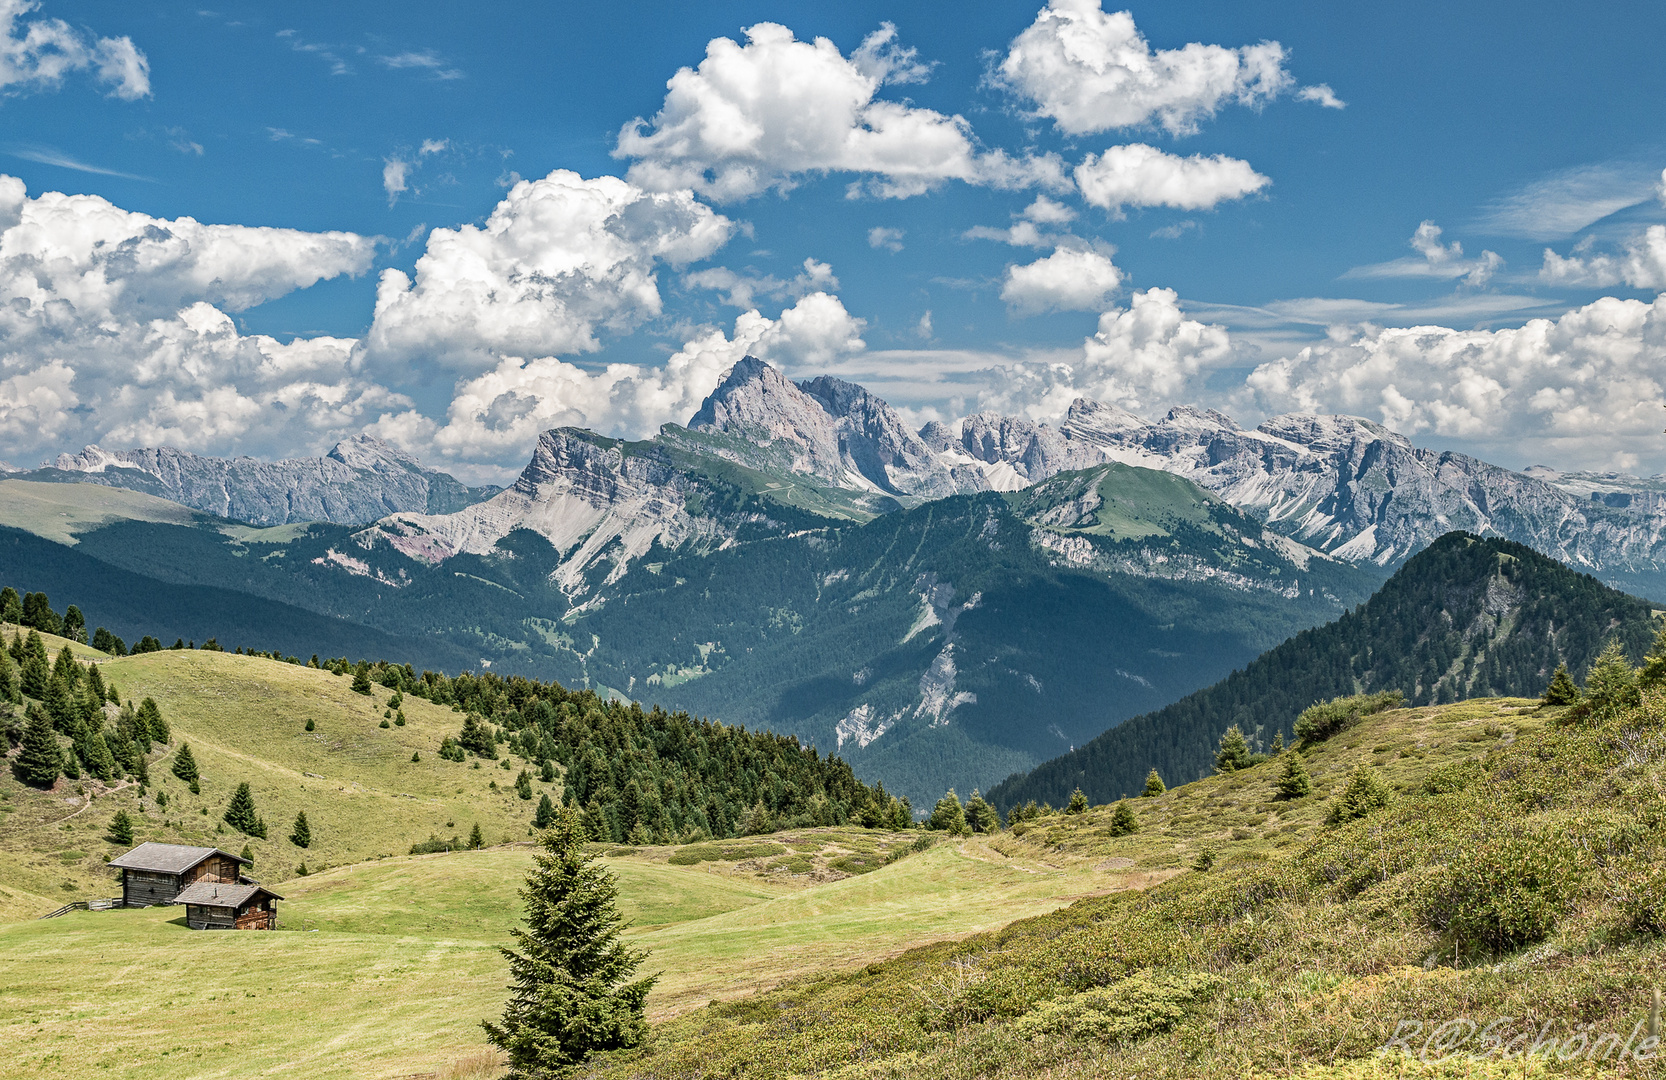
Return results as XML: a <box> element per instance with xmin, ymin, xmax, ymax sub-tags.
<box><xmin>5</xmin><ymin>2</ymin><xmax>1666</xmax><ymax>1078</ymax></box>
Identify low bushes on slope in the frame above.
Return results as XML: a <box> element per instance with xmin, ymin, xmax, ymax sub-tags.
<box><xmin>576</xmin><ymin>690</ymin><xmax>1666</xmax><ymax>1079</ymax></box>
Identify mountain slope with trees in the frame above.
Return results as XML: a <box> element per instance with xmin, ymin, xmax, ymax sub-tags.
<box><xmin>989</xmin><ymin>532</ymin><xmax>1661</xmax><ymax>810</ymax></box>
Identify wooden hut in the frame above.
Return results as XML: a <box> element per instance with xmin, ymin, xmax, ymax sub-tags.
<box><xmin>107</xmin><ymin>842</ymin><xmax>251</xmax><ymax>907</ymax></box>
<box><xmin>171</xmin><ymin>880</ymin><xmax>283</xmax><ymax>930</ymax></box>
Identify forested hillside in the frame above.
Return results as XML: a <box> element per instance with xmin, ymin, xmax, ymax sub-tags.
<box><xmin>989</xmin><ymin>532</ymin><xmax>1661</xmax><ymax>810</ymax></box>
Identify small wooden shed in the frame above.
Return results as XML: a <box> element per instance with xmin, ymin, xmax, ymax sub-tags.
<box><xmin>172</xmin><ymin>881</ymin><xmax>284</xmax><ymax>930</ymax></box>
<box><xmin>107</xmin><ymin>842</ymin><xmax>251</xmax><ymax>907</ymax></box>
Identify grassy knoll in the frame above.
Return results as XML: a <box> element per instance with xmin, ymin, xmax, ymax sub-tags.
<box><xmin>0</xmin><ymin>645</ymin><xmax>561</xmax><ymax>919</ymax></box>
<box><xmin>0</xmin><ymin>481</ymin><xmax>202</xmax><ymax>546</ymax></box>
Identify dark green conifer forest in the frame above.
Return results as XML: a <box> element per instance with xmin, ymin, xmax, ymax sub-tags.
<box><xmin>990</xmin><ymin>533</ymin><xmax>1661</xmax><ymax>811</ymax></box>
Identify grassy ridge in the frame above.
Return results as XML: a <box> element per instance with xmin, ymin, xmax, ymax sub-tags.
<box><xmin>0</xmin><ymin>644</ymin><xmax>559</xmax><ymax>920</ymax></box>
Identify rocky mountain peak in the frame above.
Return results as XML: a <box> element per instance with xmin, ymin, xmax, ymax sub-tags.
<box><xmin>325</xmin><ymin>434</ymin><xmax>420</xmax><ymax>473</ymax></box>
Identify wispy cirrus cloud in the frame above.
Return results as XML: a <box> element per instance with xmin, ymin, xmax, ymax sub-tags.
<box><xmin>375</xmin><ymin>49</ymin><xmax>463</xmax><ymax>80</ymax></box>
<box><xmin>1475</xmin><ymin>163</ymin><xmax>1659</xmax><ymax>239</ymax></box>
<box><xmin>5</xmin><ymin>145</ymin><xmax>151</xmax><ymax>181</ymax></box>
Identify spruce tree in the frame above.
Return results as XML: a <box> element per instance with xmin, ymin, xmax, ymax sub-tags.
<box><xmin>516</xmin><ymin>769</ymin><xmax>534</xmax><ymax>800</ymax></box>
<box><xmin>240</xmin><ymin>843</ymin><xmax>254</xmax><ymax>866</ymax></box>
<box><xmin>1108</xmin><ymin>800</ymin><xmax>1138</xmax><ymax>836</ymax></box>
<box><xmin>52</xmin><ymin>645</ymin><xmax>79</xmax><ymax>686</ymax></box>
<box><xmin>0</xmin><ymin>586</ymin><xmax>20</xmax><ymax>624</ymax></box>
<box><xmin>351</xmin><ymin>666</ymin><xmax>373</xmax><ymax>695</ymax></box>
<box><xmin>290</xmin><ymin>810</ymin><xmax>311</xmax><ymax>848</ymax></box>
<box><xmin>539</xmin><ymin>759</ymin><xmax>556</xmax><ymax>784</ymax></box>
<box><xmin>224</xmin><ymin>782</ymin><xmax>267</xmax><ymax>838</ymax></box>
<box><xmin>172</xmin><ymin>742</ymin><xmax>199</xmax><ymax>786</ymax></box>
<box><xmin>62</xmin><ymin>605</ymin><xmax>86</xmax><ymax>644</ymax></box>
<box><xmin>964</xmin><ymin>789</ymin><xmax>998</xmax><ymax>833</ymax></box>
<box><xmin>469</xmin><ymin>823</ymin><xmax>485</xmax><ymax>849</ymax></box>
<box><xmin>1215</xmin><ymin>725</ymin><xmax>1253</xmax><ymax>773</ymax></box>
<box><xmin>928</xmin><ymin>789</ymin><xmax>967</xmax><ymax>833</ymax></box>
<box><xmin>533</xmin><ymin>792</ymin><xmax>556</xmax><ymax>830</ymax></box>
<box><xmin>77</xmin><ymin>728</ymin><xmax>117</xmax><ymax>782</ymax></box>
<box><xmin>0</xmin><ymin>644</ymin><xmax>16</xmax><ymax>704</ymax></box>
<box><xmin>1582</xmin><ymin>638</ymin><xmax>1640</xmax><ymax>718</ymax></box>
<box><xmin>138</xmin><ymin>698</ymin><xmax>169</xmax><ymax>744</ymax></box>
<box><xmin>45</xmin><ymin>676</ymin><xmax>77</xmax><ymax>734</ymax></box>
<box><xmin>19</xmin><ymin>649</ymin><xmax>47</xmax><ymax>700</ymax></box>
<box><xmin>14</xmin><ymin>705</ymin><xmax>61</xmax><ymax>787</ymax></box>
<box><xmin>107</xmin><ymin>809</ymin><xmax>134</xmax><ymax>846</ymax></box>
<box><xmin>1541</xmin><ymin>662</ymin><xmax>1582</xmax><ymax>705</ymax></box>
<box><xmin>1275</xmin><ymin>752</ymin><xmax>1312</xmax><ymax>799</ymax></box>
<box><xmin>1142</xmin><ymin>768</ymin><xmax>1166</xmax><ymax>797</ymax></box>
<box><xmin>1066</xmin><ymin>788</ymin><xmax>1089</xmax><ymax>815</ymax></box>
<box><xmin>483</xmin><ymin>807</ymin><xmax>655</xmax><ymax>1075</ymax></box>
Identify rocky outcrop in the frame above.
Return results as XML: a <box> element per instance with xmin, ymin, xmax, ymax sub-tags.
<box><xmin>37</xmin><ymin>435</ymin><xmax>498</xmax><ymax>526</ymax></box>
<box><xmin>360</xmin><ymin>429</ymin><xmax>729</xmax><ymax>594</ymax></box>
<box><xmin>687</xmin><ymin>358</ymin><xmax>982</xmax><ymax>497</ymax></box>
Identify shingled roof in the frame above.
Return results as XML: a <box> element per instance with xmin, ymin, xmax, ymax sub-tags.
<box><xmin>107</xmin><ymin>842</ymin><xmax>251</xmax><ymax>874</ymax></box>
<box><xmin>171</xmin><ymin>881</ymin><xmax>284</xmax><ymax>908</ymax></box>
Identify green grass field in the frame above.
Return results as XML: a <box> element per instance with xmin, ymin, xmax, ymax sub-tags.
<box><xmin>1</xmin><ymin>639</ymin><xmax>1612</xmax><ymax>1080</ymax></box>
<box><xmin>0</xmin><ymin>832</ymin><xmax>1132</xmax><ymax>1078</ymax></box>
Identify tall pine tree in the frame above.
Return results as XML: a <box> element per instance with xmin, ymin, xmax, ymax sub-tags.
<box><xmin>172</xmin><ymin>742</ymin><xmax>200</xmax><ymax>792</ymax></box>
<box><xmin>289</xmin><ymin>810</ymin><xmax>311</xmax><ymax>848</ymax></box>
<box><xmin>483</xmin><ymin>807</ymin><xmax>655</xmax><ymax>1076</ymax></box>
<box><xmin>14</xmin><ymin>705</ymin><xmax>61</xmax><ymax>787</ymax></box>
<box><xmin>224</xmin><ymin>782</ymin><xmax>267</xmax><ymax>838</ymax></box>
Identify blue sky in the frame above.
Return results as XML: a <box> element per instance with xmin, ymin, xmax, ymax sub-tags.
<box><xmin>3</xmin><ymin>0</ymin><xmax>1665</xmax><ymax>481</ymax></box>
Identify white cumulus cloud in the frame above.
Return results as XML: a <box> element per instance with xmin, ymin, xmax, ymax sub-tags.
<box><xmin>1243</xmin><ymin>294</ymin><xmax>1666</xmax><ymax>470</ymax></box>
<box><xmin>370</xmin><ymin>293</ymin><xmax>866</xmax><ymax>465</ymax></box>
<box><xmin>1540</xmin><ymin>225</ymin><xmax>1666</xmax><ymax>291</ymax></box>
<box><xmin>976</xmin><ymin>287</ymin><xmax>1234</xmax><ymax>419</ymax></box>
<box><xmin>1001</xmin><ymin>247</ymin><xmax>1124</xmax><ymax>314</ymax></box>
<box><xmin>994</xmin><ymin>0</ymin><xmax>1292</xmax><ymax>136</ymax></box>
<box><xmin>366</xmin><ymin>169</ymin><xmax>733</xmax><ymax>369</ymax></box>
<box><xmin>0</xmin><ymin>0</ymin><xmax>150</xmax><ymax>100</ymax></box>
<box><xmin>0</xmin><ymin>175</ymin><xmax>392</xmax><ymax>464</ymax></box>
<box><xmin>1074</xmin><ymin>143</ymin><xmax>1269</xmax><ymax>215</ymax></box>
<box><xmin>614</xmin><ymin>21</ymin><xmax>1066</xmax><ymax>201</ymax></box>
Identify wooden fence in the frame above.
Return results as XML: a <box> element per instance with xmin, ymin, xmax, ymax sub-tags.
<box><xmin>39</xmin><ymin>897</ymin><xmax>125</xmax><ymax>919</ymax></box>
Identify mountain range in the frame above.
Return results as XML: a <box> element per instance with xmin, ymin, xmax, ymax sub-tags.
<box><xmin>13</xmin><ymin>435</ymin><xmax>501</xmax><ymax>526</ymax></box>
<box><xmin>3</xmin><ymin>357</ymin><xmax>1665</xmax><ymax>804</ymax></box>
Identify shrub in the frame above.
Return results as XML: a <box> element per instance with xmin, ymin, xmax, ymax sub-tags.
<box><xmin>1426</xmin><ymin>828</ymin><xmax>1579</xmax><ymax>951</ymax></box>
<box><xmin>919</xmin><ymin>962</ymin><xmax>1047</xmax><ymax>1031</ymax></box>
<box><xmin>1066</xmin><ymin>788</ymin><xmax>1088</xmax><ymax>815</ymax></box>
<box><xmin>410</xmin><ymin>835</ymin><xmax>463</xmax><ymax>855</ymax></box>
<box><xmin>1141</xmin><ymin>769</ymin><xmax>1165</xmax><ymax>797</ymax></box>
<box><xmin>1325</xmin><ymin>765</ymin><xmax>1393</xmax><ymax>825</ymax></box>
<box><xmin>1011</xmin><ymin>971</ymin><xmax>1222</xmax><ymax>1043</ymax></box>
<box><xmin>1295</xmin><ymin>690</ymin><xmax>1405</xmax><ymax>744</ymax></box>
<box><xmin>1421</xmin><ymin>758</ymin><xmax>1482</xmax><ymax>795</ymax></box>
